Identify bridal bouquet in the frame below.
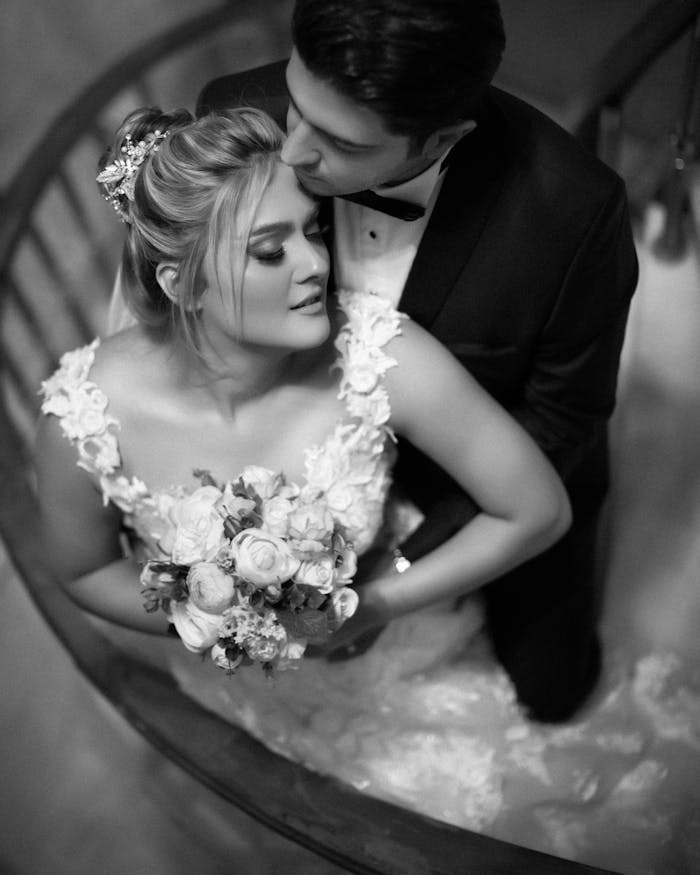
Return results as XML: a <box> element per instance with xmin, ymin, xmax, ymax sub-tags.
<box><xmin>140</xmin><ymin>465</ymin><xmax>358</xmax><ymax>675</ymax></box>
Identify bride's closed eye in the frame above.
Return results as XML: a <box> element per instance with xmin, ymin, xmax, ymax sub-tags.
<box><xmin>249</xmin><ymin>220</ymin><xmax>329</xmax><ymax>267</ymax></box>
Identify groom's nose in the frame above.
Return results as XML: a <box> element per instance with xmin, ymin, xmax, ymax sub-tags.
<box><xmin>282</xmin><ymin>113</ymin><xmax>321</xmax><ymax>169</ymax></box>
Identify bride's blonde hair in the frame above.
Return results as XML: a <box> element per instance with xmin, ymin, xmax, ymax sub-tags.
<box><xmin>98</xmin><ymin>106</ymin><xmax>284</xmax><ymax>350</ymax></box>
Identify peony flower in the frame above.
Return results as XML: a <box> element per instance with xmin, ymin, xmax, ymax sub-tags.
<box><xmin>169</xmin><ymin>600</ymin><xmax>222</xmax><ymax>653</ymax></box>
<box><xmin>216</xmin><ymin>484</ymin><xmax>256</xmax><ymax>524</ymax></box>
<box><xmin>169</xmin><ymin>485</ymin><xmax>224</xmax><ymax>565</ymax></box>
<box><xmin>287</xmin><ymin>503</ymin><xmax>335</xmax><ymax>545</ymax></box>
<box><xmin>261</xmin><ymin>494</ymin><xmax>296</xmax><ymax>538</ymax></box>
<box><xmin>330</xmin><ymin>587</ymin><xmax>359</xmax><ymax>623</ymax></box>
<box><xmin>232</xmin><ymin>528</ymin><xmax>300</xmax><ymax>586</ymax></box>
<box><xmin>294</xmin><ymin>555</ymin><xmax>336</xmax><ymax>594</ymax></box>
<box><xmin>187</xmin><ymin>562</ymin><xmax>236</xmax><ymax>613</ymax></box>
<box><xmin>239</xmin><ymin>465</ymin><xmax>284</xmax><ymax>499</ymax></box>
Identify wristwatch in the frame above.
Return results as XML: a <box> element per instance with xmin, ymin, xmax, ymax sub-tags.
<box><xmin>392</xmin><ymin>548</ymin><xmax>411</xmax><ymax>574</ymax></box>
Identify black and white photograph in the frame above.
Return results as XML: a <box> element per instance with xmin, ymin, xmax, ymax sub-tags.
<box><xmin>1</xmin><ymin>2</ymin><xmax>700</xmax><ymax>873</ymax></box>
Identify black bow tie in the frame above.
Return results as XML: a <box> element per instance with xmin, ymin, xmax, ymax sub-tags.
<box><xmin>339</xmin><ymin>189</ymin><xmax>425</xmax><ymax>221</ymax></box>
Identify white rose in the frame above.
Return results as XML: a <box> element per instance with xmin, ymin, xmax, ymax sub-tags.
<box><xmin>287</xmin><ymin>503</ymin><xmax>335</xmax><ymax>544</ymax></box>
<box><xmin>330</xmin><ymin>587</ymin><xmax>359</xmax><ymax>624</ymax></box>
<box><xmin>187</xmin><ymin>562</ymin><xmax>236</xmax><ymax>613</ymax></box>
<box><xmin>294</xmin><ymin>555</ymin><xmax>335</xmax><ymax>593</ymax></box>
<box><xmin>169</xmin><ymin>485</ymin><xmax>224</xmax><ymax>565</ymax></box>
<box><xmin>239</xmin><ymin>465</ymin><xmax>283</xmax><ymax>499</ymax></box>
<box><xmin>216</xmin><ymin>484</ymin><xmax>256</xmax><ymax>523</ymax></box>
<box><xmin>170</xmin><ymin>600</ymin><xmax>222</xmax><ymax>653</ymax></box>
<box><xmin>210</xmin><ymin>642</ymin><xmax>244</xmax><ymax>671</ymax></box>
<box><xmin>261</xmin><ymin>495</ymin><xmax>296</xmax><ymax>538</ymax></box>
<box><xmin>232</xmin><ymin>528</ymin><xmax>300</xmax><ymax>587</ymax></box>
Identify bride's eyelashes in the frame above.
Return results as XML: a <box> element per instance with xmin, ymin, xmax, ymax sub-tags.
<box><xmin>249</xmin><ymin>222</ymin><xmax>330</xmax><ymax>267</ymax></box>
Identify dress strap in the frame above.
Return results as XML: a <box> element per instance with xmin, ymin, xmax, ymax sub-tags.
<box><xmin>39</xmin><ymin>339</ymin><xmax>149</xmax><ymax>513</ymax></box>
<box><xmin>334</xmin><ymin>289</ymin><xmax>406</xmax><ymax>435</ymax></box>
<box><xmin>39</xmin><ymin>339</ymin><xmax>122</xmax><ymax>479</ymax></box>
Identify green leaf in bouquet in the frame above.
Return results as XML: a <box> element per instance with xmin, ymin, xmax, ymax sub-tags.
<box><xmin>276</xmin><ymin>608</ymin><xmax>330</xmax><ymax>644</ymax></box>
<box><xmin>295</xmin><ymin>583</ymin><xmax>328</xmax><ymax>610</ymax></box>
<box><xmin>192</xmin><ymin>468</ymin><xmax>219</xmax><ymax>488</ymax></box>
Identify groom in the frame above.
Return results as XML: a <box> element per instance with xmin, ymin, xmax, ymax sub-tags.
<box><xmin>197</xmin><ymin>0</ymin><xmax>638</xmax><ymax>722</ymax></box>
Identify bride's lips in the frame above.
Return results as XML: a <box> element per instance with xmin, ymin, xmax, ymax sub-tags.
<box><xmin>290</xmin><ymin>289</ymin><xmax>325</xmax><ymax>312</ymax></box>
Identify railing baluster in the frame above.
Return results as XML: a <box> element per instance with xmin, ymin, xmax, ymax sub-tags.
<box><xmin>24</xmin><ymin>224</ymin><xmax>95</xmax><ymax>344</ymax></box>
<box><xmin>55</xmin><ymin>169</ymin><xmax>116</xmax><ymax>291</ymax></box>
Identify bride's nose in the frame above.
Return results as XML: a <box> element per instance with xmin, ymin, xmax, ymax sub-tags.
<box><xmin>294</xmin><ymin>235</ymin><xmax>329</xmax><ymax>282</ymax></box>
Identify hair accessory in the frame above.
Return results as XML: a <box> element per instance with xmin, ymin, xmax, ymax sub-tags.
<box><xmin>96</xmin><ymin>129</ymin><xmax>168</xmax><ymax>223</ymax></box>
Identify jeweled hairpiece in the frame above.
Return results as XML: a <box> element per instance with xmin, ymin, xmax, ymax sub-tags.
<box><xmin>96</xmin><ymin>129</ymin><xmax>167</xmax><ymax>223</ymax></box>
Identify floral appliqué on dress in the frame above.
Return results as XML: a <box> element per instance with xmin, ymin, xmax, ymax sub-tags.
<box><xmin>39</xmin><ymin>290</ymin><xmax>406</xmax><ymax>557</ymax></box>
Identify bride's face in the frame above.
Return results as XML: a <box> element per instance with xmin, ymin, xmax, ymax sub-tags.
<box><xmin>202</xmin><ymin>162</ymin><xmax>330</xmax><ymax>351</ymax></box>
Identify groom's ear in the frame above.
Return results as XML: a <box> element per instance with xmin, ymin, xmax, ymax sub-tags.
<box><xmin>421</xmin><ymin>119</ymin><xmax>477</xmax><ymax>160</ymax></box>
<box><xmin>155</xmin><ymin>263</ymin><xmax>184</xmax><ymax>306</ymax></box>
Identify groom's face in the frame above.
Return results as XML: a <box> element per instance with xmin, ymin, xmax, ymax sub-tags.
<box><xmin>282</xmin><ymin>50</ymin><xmax>428</xmax><ymax>196</ymax></box>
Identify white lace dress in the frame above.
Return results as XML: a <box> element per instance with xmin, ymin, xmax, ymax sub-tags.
<box><xmin>41</xmin><ymin>291</ymin><xmax>700</xmax><ymax>873</ymax></box>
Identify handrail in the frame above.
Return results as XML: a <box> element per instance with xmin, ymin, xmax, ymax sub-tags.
<box><xmin>569</xmin><ymin>0</ymin><xmax>700</xmax><ymax>129</ymax></box>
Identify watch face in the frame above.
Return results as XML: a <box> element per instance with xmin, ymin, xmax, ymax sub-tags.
<box><xmin>393</xmin><ymin>551</ymin><xmax>411</xmax><ymax>574</ymax></box>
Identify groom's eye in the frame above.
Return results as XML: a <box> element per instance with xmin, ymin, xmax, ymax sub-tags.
<box><xmin>329</xmin><ymin>138</ymin><xmax>366</xmax><ymax>155</ymax></box>
<box><xmin>305</xmin><ymin>221</ymin><xmax>330</xmax><ymax>241</ymax></box>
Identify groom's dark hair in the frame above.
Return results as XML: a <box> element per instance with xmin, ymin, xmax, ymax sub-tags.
<box><xmin>291</xmin><ymin>0</ymin><xmax>505</xmax><ymax>142</ymax></box>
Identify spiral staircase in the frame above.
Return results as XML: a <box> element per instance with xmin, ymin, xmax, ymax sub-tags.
<box><xmin>1</xmin><ymin>2</ymin><xmax>698</xmax><ymax>872</ymax></box>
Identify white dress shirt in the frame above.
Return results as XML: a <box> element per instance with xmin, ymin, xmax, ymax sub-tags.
<box><xmin>332</xmin><ymin>150</ymin><xmax>452</xmax><ymax>308</ymax></box>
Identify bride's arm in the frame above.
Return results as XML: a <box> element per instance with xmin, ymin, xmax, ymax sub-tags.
<box><xmin>34</xmin><ymin>415</ymin><xmax>169</xmax><ymax>634</ymax></box>
<box><xmin>334</xmin><ymin>319</ymin><xmax>572</xmax><ymax>641</ymax></box>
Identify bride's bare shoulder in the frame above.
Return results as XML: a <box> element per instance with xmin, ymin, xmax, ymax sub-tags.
<box><xmin>90</xmin><ymin>326</ymin><xmax>167</xmax><ymax>400</ymax></box>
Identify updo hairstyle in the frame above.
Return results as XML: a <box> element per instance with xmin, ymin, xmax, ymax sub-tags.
<box><xmin>97</xmin><ymin>106</ymin><xmax>284</xmax><ymax>346</ymax></box>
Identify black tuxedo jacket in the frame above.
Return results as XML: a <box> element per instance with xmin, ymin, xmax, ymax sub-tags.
<box><xmin>198</xmin><ymin>63</ymin><xmax>639</xmax><ymax>559</ymax></box>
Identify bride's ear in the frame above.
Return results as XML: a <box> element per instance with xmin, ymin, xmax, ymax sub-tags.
<box><xmin>155</xmin><ymin>263</ymin><xmax>183</xmax><ymax>306</ymax></box>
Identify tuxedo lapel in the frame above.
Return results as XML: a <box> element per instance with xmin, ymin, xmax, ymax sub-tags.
<box><xmin>399</xmin><ymin>94</ymin><xmax>509</xmax><ymax>328</ymax></box>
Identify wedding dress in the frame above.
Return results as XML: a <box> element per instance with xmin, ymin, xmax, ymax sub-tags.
<box><xmin>41</xmin><ymin>291</ymin><xmax>700</xmax><ymax>874</ymax></box>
